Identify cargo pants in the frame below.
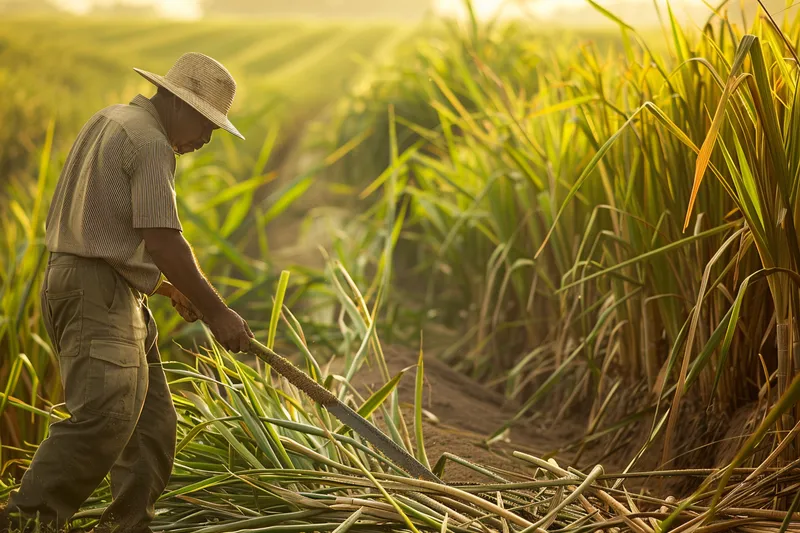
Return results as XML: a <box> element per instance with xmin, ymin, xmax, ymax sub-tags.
<box><xmin>3</xmin><ymin>253</ymin><xmax>177</xmax><ymax>533</ymax></box>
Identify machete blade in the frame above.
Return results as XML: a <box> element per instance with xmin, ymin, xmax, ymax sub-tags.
<box><xmin>246</xmin><ymin>339</ymin><xmax>443</xmax><ymax>483</ymax></box>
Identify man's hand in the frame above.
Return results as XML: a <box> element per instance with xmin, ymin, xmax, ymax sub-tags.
<box><xmin>206</xmin><ymin>307</ymin><xmax>254</xmax><ymax>353</ymax></box>
<box><xmin>156</xmin><ymin>279</ymin><xmax>252</xmax><ymax>351</ymax></box>
<box><xmin>142</xmin><ymin>229</ymin><xmax>255</xmax><ymax>353</ymax></box>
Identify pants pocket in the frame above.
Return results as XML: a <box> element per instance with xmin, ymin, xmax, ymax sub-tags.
<box><xmin>94</xmin><ymin>261</ymin><xmax>119</xmax><ymax>312</ymax></box>
<box><xmin>86</xmin><ymin>339</ymin><xmax>143</xmax><ymax>420</ymax></box>
<box><xmin>46</xmin><ymin>288</ymin><xmax>84</xmax><ymax>357</ymax></box>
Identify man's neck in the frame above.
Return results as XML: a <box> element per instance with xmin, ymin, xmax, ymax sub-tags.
<box><xmin>150</xmin><ymin>93</ymin><xmax>177</xmax><ymax>146</ymax></box>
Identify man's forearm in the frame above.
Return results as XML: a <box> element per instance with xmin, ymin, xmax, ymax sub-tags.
<box><xmin>146</xmin><ymin>235</ymin><xmax>228</xmax><ymax>320</ymax></box>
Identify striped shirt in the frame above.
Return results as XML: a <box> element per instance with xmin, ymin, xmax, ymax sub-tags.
<box><xmin>45</xmin><ymin>94</ymin><xmax>182</xmax><ymax>295</ymax></box>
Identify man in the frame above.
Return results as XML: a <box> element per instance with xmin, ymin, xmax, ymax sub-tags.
<box><xmin>1</xmin><ymin>52</ymin><xmax>253</xmax><ymax>533</ymax></box>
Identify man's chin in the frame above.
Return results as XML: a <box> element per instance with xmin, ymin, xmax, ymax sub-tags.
<box><xmin>175</xmin><ymin>145</ymin><xmax>198</xmax><ymax>155</ymax></box>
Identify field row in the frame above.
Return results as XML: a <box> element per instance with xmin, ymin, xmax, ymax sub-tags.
<box><xmin>0</xmin><ymin>18</ymin><xmax>416</xmax><ymax>182</ymax></box>
<box><xmin>0</xmin><ymin>19</ymin><xmax>406</xmax><ymax>92</ymax></box>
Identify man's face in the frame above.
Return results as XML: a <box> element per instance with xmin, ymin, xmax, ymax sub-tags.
<box><xmin>171</xmin><ymin>102</ymin><xmax>219</xmax><ymax>155</ymax></box>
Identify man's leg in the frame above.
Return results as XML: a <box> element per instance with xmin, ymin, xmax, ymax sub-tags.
<box><xmin>4</xmin><ymin>255</ymin><xmax>149</xmax><ymax>532</ymax></box>
<box><xmin>94</xmin><ymin>306</ymin><xmax>177</xmax><ymax>533</ymax></box>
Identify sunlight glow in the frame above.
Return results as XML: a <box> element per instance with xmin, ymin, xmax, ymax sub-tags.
<box><xmin>52</xmin><ymin>0</ymin><xmax>708</xmax><ymax>21</ymax></box>
<box><xmin>55</xmin><ymin>0</ymin><xmax>202</xmax><ymax>19</ymax></box>
<box><xmin>433</xmin><ymin>0</ymin><xmax>706</xmax><ymax>20</ymax></box>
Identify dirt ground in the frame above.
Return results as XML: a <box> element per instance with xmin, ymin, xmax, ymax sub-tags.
<box><xmin>333</xmin><ymin>345</ymin><xmax>616</xmax><ymax>485</ymax></box>
<box><xmin>328</xmin><ymin>344</ymin><xmax>767</xmax><ymax>501</ymax></box>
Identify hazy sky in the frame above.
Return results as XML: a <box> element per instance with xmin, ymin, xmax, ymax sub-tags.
<box><xmin>54</xmin><ymin>0</ymin><xmax>706</xmax><ymax>20</ymax></box>
<box><xmin>56</xmin><ymin>0</ymin><xmax>202</xmax><ymax>18</ymax></box>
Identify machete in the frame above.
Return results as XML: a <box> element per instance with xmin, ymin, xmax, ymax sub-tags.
<box><xmin>189</xmin><ymin>303</ymin><xmax>441</xmax><ymax>482</ymax></box>
<box><xmin>244</xmin><ymin>338</ymin><xmax>443</xmax><ymax>483</ymax></box>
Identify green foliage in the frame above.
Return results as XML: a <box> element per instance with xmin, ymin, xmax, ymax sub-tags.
<box><xmin>5</xmin><ymin>3</ymin><xmax>800</xmax><ymax>530</ymax></box>
<box><xmin>321</xmin><ymin>0</ymin><xmax>800</xmax><ymax>478</ymax></box>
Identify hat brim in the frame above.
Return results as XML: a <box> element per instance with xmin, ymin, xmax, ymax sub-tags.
<box><xmin>133</xmin><ymin>67</ymin><xmax>245</xmax><ymax>141</ymax></box>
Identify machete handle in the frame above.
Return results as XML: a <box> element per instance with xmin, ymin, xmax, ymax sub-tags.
<box><xmin>194</xmin><ymin>307</ymin><xmax>334</xmax><ymax>403</ymax></box>
<box><xmin>246</xmin><ymin>339</ymin><xmax>338</xmax><ymax>406</ymax></box>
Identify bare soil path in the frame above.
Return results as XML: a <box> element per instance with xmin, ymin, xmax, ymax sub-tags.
<box><xmin>335</xmin><ymin>345</ymin><xmax>615</xmax><ymax>484</ymax></box>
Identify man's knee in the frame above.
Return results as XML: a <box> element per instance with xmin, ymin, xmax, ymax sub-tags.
<box><xmin>50</xmin><ymin>407</ymin><xmax>140</xmax><ymax>464</ymax></box>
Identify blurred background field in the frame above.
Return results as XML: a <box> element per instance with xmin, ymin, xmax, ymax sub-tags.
<box><xmin>4</xmin><ymin>0</ymin><xmax>800</xmax><ymax>531</ymax></box>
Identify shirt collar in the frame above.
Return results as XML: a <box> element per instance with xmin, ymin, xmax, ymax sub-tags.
<box><xmin>130</xmin><ymin>94</ymin><xmax>169</xmax><ymax>139</ymax></box>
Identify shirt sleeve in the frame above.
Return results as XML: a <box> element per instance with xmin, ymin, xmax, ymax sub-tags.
<box><xmin>128</xmin><ymin>141</ymin><xmax>182</xmax><ymax>231</ymax></box>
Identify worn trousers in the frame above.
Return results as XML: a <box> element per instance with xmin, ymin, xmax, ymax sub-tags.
<box><xmin>4</xmin><ymin>253</ymin><xmax>177</xmax><ymax>533</ymax></box>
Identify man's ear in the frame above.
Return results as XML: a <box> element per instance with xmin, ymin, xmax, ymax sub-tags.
<box><xmin>171</xmin><ymin>94</ymin><xmax>184</xmax><ymax>115</ymax></box>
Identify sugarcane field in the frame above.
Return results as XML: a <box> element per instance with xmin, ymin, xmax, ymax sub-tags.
<box><xmin>2</xmin><ymin>0</ymin><xmax>800</xmax><ymax>531</ymax></box>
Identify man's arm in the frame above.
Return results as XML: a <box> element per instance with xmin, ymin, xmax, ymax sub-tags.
<box><xmin>128</xmin><ymin>141</ymin><xmax>251</xmax><ymax>351</ymax></box>
<box><xmin>142</xmin><ymin>228</ymin><xmax>228</xmax><ymax>321</ymax></box>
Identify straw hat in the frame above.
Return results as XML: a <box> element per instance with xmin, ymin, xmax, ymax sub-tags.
<box><xmin>133</xmin><ymin>52</ymin><xmax>245</xmax><ymax>140</ymax></box>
